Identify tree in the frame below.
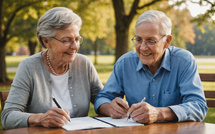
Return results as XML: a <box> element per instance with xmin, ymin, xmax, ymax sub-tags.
<box><xmin>0</xmin><ymin>0</ymin><xmax>54</xmax><ymax>83</ymax></box>
<box><xmin>112</xmin><ymin>0</ymin><xmax>166</xmax><ymax>62</ymax></box>
<box><xmin>72</xmin><ymin>0</ymin><xmax>113</xmax><ymax>64</ymax></box>
<box><xmin>187</xmin><ymin>24</ymin><xmax>215</xmax><ymax>55</ymax></box>
<box><xmin>12</xmin><ymin>8</ymin><xmax>39</xmax><ymax>55</ymax></box>
<box><xmin>166</xmin><ymin>8</ymin><xmax>195</xmax><ymax>48</ymax></box>
<box><xmin>190</xmin><ymin>0</ymin><xmax>215</xmax><ymax>27</ymax></box>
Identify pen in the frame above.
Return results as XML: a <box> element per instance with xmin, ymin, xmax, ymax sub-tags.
<box><xmin>52</xmin><ymin>95</ymin><xmax>71</xmax><ymax>122</ymax></box>
<box><xmin>126</xmin><ymin>97</ymin><xmax>146</xmax><ymax>121</ymax></box>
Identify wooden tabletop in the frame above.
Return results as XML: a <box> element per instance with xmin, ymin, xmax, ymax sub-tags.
<box><xmin>1</xmin><ymin>122</ymin><xmax>215</xmax><ymax>134</ymax></box>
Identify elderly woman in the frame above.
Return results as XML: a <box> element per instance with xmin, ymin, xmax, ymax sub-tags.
<box><xmin>1</xmin><ymin>7</ymin><xmax>103</xmax><ymax>129</ymax></box>
<box><xmin>94</xmin><ymin>10</ymin><xmax>208</xmax><ymax>124</ymax></box>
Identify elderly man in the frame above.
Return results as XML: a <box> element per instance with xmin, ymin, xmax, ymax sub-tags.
<box><xmin>94</xmin><ymin>10</ymin><xmax>208</xmax><ymax>124</ymax></box>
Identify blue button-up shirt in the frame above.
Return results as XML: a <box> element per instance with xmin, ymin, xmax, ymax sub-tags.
<box><xmin>94</xmin><ymin>46</ymin><xmax>208</xmax><ymax>122</ymax></box>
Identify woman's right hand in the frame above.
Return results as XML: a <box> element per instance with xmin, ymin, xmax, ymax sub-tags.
<box><xmin>28</xmin><ymin>107</ymin><xmax>70</xmax><ymax>128</ymax></box>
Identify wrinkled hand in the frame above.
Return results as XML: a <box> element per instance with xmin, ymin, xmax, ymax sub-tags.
<box><xmin>29</xmin><ymin>107</ymin><xmax>70</xmax><ymax>128</ymax></box>
<box><xmin>128</xmin><ymin>102</ymin><xmax>159</xmax><ymax>124</ymax></box>
<box><xmin>109</xmin><ymin>97</ymin><xmax>129</xmax><ymax>119</ymax></box>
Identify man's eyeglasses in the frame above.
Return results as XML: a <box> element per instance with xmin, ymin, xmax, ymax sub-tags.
<box><xmin>52</xmin><ymin>36</ymin><xmax>83</xmax><ymax>47</ymax></box>
<box><xmin>131</xmin><ymin>35</ymin><xmax>166</xmax><ymax>46</ymax></box>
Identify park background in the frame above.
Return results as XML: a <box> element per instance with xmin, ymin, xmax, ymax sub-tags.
<box><xmin>1</xmin><ymin>0</ymin><xmax>215</xmax><ymax>130</ymax></box>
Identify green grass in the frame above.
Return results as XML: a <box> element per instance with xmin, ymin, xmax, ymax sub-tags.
<box><xmin>6</xmin><ymin>55</ymin><xmax>28</xmax><ymax>67</ymax></box>
<box><xmin>1</xmin><ymin>55</ymin><xmax>215</xmax><ymax>131</ymax></box>
<box><xmin>203</xmin><ymin>107</ymin><xmax>215</xmax><ymax>123</ymax></box>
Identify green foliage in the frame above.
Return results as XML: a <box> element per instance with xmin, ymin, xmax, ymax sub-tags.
<box><xmin>191</xmin><ymin>0</ymin><xmax>215</xmax><ymax>27</ymax></box>
<box><xmin>187</xmin><ymin>24</ymin><xmax>215</xmax><ymax>55</ymax></box>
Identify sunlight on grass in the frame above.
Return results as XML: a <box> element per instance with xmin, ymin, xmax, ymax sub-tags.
<box><xmin>87</xmin><ymin>55</ymin><xmax>115</xmax><ymax>65</ymax></box>
<box><xmin>197</xmin><ymin>62</ymin><xmax>215</xmax><ymax>65</ymax></box>
<box><xmin>6</xmin><ymin>55</ymin><xmax>28</xmax><ymax>67</ymax></box>
<box><xmin>203</xmin><ymin>107</ymin><xmax>215</xmax><ymax>123</ymax></box>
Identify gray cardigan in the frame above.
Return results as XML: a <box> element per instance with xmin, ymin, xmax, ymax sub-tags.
<box><xmin>1</xmin><ymin>52</ymin><xmax>103</xmax><ymax>129</ymax></box>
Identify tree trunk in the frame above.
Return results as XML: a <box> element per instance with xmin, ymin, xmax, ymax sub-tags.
<box><xmin>112</xmin><ymin>0</ymin><xmax>163</xmax><ymax>62</ymax></box>
<box><xmin>28</xmin><ymin>40</ymin><xmax>37</xmax><ymax>55</ymax></box>
<box><xmin>0</xmin><ymin>45</ymin><xmax>9</xmax><ymax>83</ymax></box>
<box><xmin>94</xmin><ymin>38</ymin><xmax>98</xmax><ymax>65</ymax></box>
<box><xmin>115</xmin><ymin>24</ymin><xmax>129</xmax><ymax>62</ymax></box>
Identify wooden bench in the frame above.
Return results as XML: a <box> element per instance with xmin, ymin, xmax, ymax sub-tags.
<box><xmin>0</xmin><ymin>91</ymin><xmax>9</xmax><ymax>111</ymax></box>
<box><xmin>199</xmin><ymin>73</ymin><xmax>215</xmax><ymax>107</ymax></box>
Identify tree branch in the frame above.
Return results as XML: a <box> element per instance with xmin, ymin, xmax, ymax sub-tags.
<box><xmin>137</xmin><ymin>0</ymin><xmax>164</xmax><ymax>9</ymax></box>
<box><xmin>0</xmin><ymin>0</ymin><xmax>3</xmax><ymax>39</ymax></box>
<box><xmin>112</xmin><ymin>0</ymin><xmax>125</xmax><ymax>24</ymax></box>
<box><xmin>126</xmin><ymin>0</ymin><xmax>139</xmax><ymax>26</ymax></box>
<box><xmin>3</xmin><ymin>1</ymin><xmax>41</xmax><ymax>43</ymax></box>
<box><xmin>126</xmin><ymin>0</ymin><xmax>166</xmax><ymax>26</ymax></box>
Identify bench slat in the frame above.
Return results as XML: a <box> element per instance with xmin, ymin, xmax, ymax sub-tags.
<box><xmin>200</xmin><ymin>73</ymin><xmax>215</xmax><ymax>82</ymax></box>
<box><xmin>204</xmin><ymin>91</ymin><xmax>215</xmax><ymax>98</ymax></box>
<box><xmin>200</xmin><ymin>74</ymin><xmax>215</xmax><ymax>108</ymax></box>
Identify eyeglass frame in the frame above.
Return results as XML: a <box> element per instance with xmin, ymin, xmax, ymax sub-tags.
<box><xmin>52</xmin><ymin>36</ymin><xmax>83</xmax><ymax>47</ymax></box>
<box><xmin>131</xmin><ymin>35</ymin><xmax>166</xmax><ymax>46</ymax></box>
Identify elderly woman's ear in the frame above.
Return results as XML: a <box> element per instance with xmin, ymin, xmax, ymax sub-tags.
<box><xmin>41</xmin><ymin>37</ymin><xmax>49</xmax><ymax>48</ymax></box>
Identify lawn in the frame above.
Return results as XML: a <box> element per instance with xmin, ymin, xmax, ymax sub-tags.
<box><xmin>0</xmin><ymin>55</ymin><xmax>215</xmax><ymax>130</ymax></box>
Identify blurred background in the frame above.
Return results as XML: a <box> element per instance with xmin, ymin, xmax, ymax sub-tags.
<box><xmin>1</xmin><ymin>0</ymin><xmax>215</xmax><ymax>82</ymax></box>
<box><xmin>0</xmin><ymin>0</ymin><xmax>215</xmax><ymax>129</ymax></box>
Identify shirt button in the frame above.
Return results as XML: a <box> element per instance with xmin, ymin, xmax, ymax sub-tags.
<box><xmin>153</xmin><ymin>97</ymin><xmax>155</xmax><ymax>99</ymax></box>
<box><xmin>153</xmin><ymin>79</ymin><xmax>155</xmax><ymax>82</ymax></box>
<box><xmin>74</xmin><ymin>105</ymin><xmax>77</xmax><ymax>107</ymax></box>
<box><xmin>70</xmin><ymin>87</ymin><xmax>72</xmax><ymax>90</ymax></box>
<box><xmin>71</xmin><ymin>94</ymin><xmax>74</xmax><ymax>97</ymax></box>
<box><xmin>153</xmin><ymin>94</ymin><xmax>155</xmax><ymax>96</ymax></box>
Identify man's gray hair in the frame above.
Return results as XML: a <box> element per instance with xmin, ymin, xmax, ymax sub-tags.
<box><xmin>135</xmin><ymin>10</ymin><xmax>172</xmax><ymax>36</ymax></box>
<box><xmin>37</xmin><ymin>7</ymin><xmax>82</xmax><ymax>48</ymax></box>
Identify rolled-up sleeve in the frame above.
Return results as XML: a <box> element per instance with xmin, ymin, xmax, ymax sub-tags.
<box><xmin>94</xmin><ymin>61</ymin><xmax>125</xmax><ymax>114</ymax></box>
<box><xmin>169</xmin><ymin>59</ymin><xmax>208</xmax><ymax>122</ymax></box>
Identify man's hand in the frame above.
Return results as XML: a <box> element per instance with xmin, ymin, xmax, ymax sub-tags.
<box><xmin>109</xmin><ymin>97</ymin><xmax>129</xmax><ymax>119</ymax></box>
<box><xmin>98</xmin><ymin>97</ymin><xmax>129</xmax><ymax>118</ymax></box>
<box><xmin>128</xmin><ymin>102</ymin><xmax>177</xmax><ymax>124</ymax></box>
<box><xmin>128</xmin><ymin>101</ymin><xmax>159</xmax><ymax>124</ymax></box>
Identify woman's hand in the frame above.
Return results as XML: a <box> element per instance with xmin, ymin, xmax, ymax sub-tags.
<box><xmin>28</xmin><ymin>107</ymin><xmax>70</xmax><ymax>128</ymax></box>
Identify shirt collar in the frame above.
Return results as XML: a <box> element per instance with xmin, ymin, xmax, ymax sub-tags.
<box><xmin>135</xmin><ymin>48</ymin><xmax>171</xmax><ymax>72</ymax></box>
<box><xmin>161</xmin><ymin>48</ymin><xmax>171</xmax><ymax>71</ymax></box>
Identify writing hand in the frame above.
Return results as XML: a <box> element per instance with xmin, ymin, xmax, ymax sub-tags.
<box><xmin>109</xmin><ymin>97</ymin><xmax>129</xmax><ymax>119</ymax></box>
<box><xmin>128</xmin><ymin>101</ymin><xmax>159</xmax><ymax>124</ymax></box>
<box><xmin>28</xmin><ymin>107</ymin><xmax>70</xmax><ymax>128</ymax></box>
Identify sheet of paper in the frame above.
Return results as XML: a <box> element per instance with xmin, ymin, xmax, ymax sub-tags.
<box><xmin>62</xmin><ymin>117</ymin><xmax>112</xmax><ymax>131</ymax></box>
<box><xmin>94</xmin><ymin>117</ymin><xmax>144</xmax><ymax>127</ymax></box>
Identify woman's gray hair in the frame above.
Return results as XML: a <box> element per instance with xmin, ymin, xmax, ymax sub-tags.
<box><xmin>37</xmin><ymin>7</ymin><xmax>82</xmax><ymax>48</ymax></box>
<box><xmin>135</xmin><ymin>10</ymin><xmax>172</xmax><ymax>36</ymax></box>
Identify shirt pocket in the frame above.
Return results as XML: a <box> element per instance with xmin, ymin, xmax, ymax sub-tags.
<box><xmin>161</xmin><ymin>90</ymin><xmax>180</xmax><ymax>106</ymax></box>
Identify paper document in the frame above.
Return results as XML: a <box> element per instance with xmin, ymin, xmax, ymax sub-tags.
<box><xmin>62</xmin><ymin>116</ymin><xmax>144</xmax><ymax>131</ymax></box>
<box><xmin>93</xmin><ymin>117</ymin><xmax>144</xmax><ymax>127</ymax></box>
<box><xmin>62</xmin><ymin>117</ymin><xmax>112</xmax><ymax>131</ymax></box>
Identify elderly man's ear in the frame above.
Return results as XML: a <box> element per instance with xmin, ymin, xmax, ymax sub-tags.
<box><xmin>166</xmin><ymin>35</ymin><xmax>172</xmax><ymax>43</ymax></box>
<box><xmin>165</xmin><ymin>35</ymin><xmax>172</xmax><ymax>48</ymax></box>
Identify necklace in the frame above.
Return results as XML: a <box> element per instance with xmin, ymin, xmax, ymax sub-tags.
<box><xmin>46</xmin><ymin>50</ymin><xmax>68</xmax><ymax>76</ymax></box>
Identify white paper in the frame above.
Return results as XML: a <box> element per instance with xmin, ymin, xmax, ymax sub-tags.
<box><xmin>94</xmin><ymin>117</ymin><xmax>144</xmax><ymax>127</ymax></box>
<box><xmin>62</xmin><ymin>117</ymin><xmax>112</xmax><ymax>131</ymax></box>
